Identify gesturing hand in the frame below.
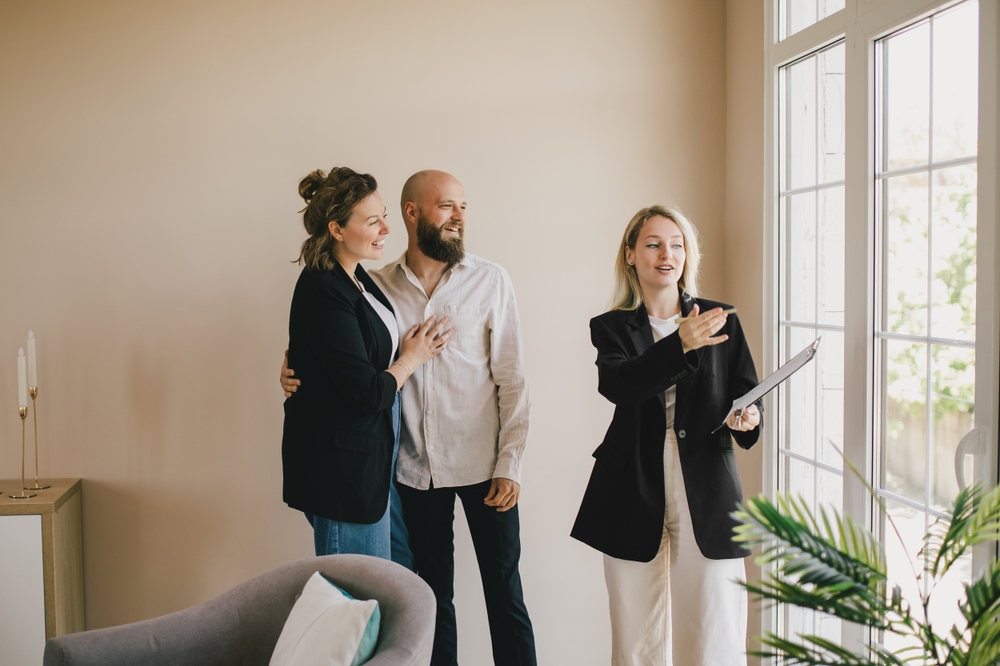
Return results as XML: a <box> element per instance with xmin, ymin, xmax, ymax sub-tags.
<box><xmin>483</xmin><ymin>477</ymin><xmax>520</xmax><ymax>512</ymax></box>
<box><xmin>678</xmin><ymin>305</ymin><xmax>729</xmax><ymax>353</ymax></box>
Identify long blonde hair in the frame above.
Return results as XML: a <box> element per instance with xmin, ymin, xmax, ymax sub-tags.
<box><xmin>611</xmin><ymin>204</ymin><xmax>701</xmax><ymax>311</ymax></box>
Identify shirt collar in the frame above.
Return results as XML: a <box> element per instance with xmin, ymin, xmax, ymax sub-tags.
<box><xmin>393</xmin><ymin>251</ymin><xmax>469</xmax><ymax>278</ymax></box>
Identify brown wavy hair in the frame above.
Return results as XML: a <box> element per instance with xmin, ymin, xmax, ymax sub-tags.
<box><xmin>296</xmin><ymin>167</ymin><xmax>378</xmax><ymax>271</ymax></box>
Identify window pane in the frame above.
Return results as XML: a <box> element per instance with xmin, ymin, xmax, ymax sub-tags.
<box><xmin>882</xmin><ymin>499</ymin><xmax>926</xmax><ymax>656</ymax></box>
<box><xmin>933</xmin><ymin>3</ymin><xmax>979</xmax><ymax>162</ymax></box>
<box><xmin>929</xmin><ymin>548</ymin><xmax>973</xmax><ymax>635</ymax></box>
<box><xmin>779</xmin><ymin>0</ymin><xmax>846</xmax><ymax>41</ymax></box>
<box><xmin>819</xmin><ymin>186</ymin><xmax>845</xmax><ymax>326</ymax></box>
<box><xmin>785</xmin><ymin>326</ymin><xmax>818</xmax><ymax>458</ymax></box>
<box><xmin>885</xmin><ymin>22</ymin><xmax>930</xmax><ymax>171</ymax></box>
<box><xmin>884</xmin><ymin>172</ymin><xmax>929</xmax><ymax>336</ymax></box>
<box><xmin>931</xmin><ymin>344</ymin><xmax>975</xmax><ymax>511</ymax></box>
<box><xmin>817</xmin><ymin>329</ymin><xmax>844</xmax><ymax>468</ymax></box>
<box><xmin>931</xmin><ymin>164</ymin><xmax>977</xmax><ymax>342</ymax></box>
<box><xmin>786</xmin><ymin>455</ymin><xmax>816</xmax><ymax>503</ymax></box>
<box><xmin>816</xmin><ymin>467</ymin><xmax>843</xmax><ymax>512</ymax></box>
<box><xmin>788</xmin><ymin>57</ymin><xmax>817</xmax><ymax>190</ymax></box>
<box><xmin>786</xmin><ymin>604</ymin><xmax>816</xmax><ymax>647</ymax></box>
<box><xmin>818</xmin><ymin>46</ymin><xmax>846</xmax><ymax>183</ymax></box>
<box><xmin>883</xmin><ymin>339</ymin><xmax>928</xmax><ymax>504</ymax></box>
<box><xmin>788</xmin><ymin>192</ymin><xmax>817</xmax><ymax>322</ymax></box>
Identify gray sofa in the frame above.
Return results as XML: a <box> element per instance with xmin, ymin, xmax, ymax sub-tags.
<box><xmin>43</xmin><ymin>554</ymin><xmax>435</xmax><ymax>666</ymax></box>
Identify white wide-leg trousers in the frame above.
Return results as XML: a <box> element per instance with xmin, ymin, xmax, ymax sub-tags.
<box><xmin>603</xmin><ymin>428</ymin><xmax>747</xmax><ymax>666</ymax></box>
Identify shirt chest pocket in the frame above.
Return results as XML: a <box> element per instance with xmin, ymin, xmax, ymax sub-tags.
<box><xmin>439</xmin><ymin>304</ymin><xmax>489</xmax><ymax>354</ymax></box>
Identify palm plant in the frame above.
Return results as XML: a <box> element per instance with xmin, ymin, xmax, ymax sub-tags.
<box><xmin>732</xmin><ymin>481</ymin><xmax>1000</xmax><ymax>664</ymax></box>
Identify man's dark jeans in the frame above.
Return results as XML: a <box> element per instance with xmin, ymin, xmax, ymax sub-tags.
<box><xmin>398</xmin><ymin>479</ymin><xmax>536</xmax><ymax>666</ymax></box>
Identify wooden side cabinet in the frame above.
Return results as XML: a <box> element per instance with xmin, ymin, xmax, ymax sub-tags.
<box><xmin>0</xmin><ymin>479</ymin><xmax>84</xmax><ymax>664</ymax></box>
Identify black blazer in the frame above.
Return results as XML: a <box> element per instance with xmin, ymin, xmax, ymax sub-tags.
<box><xmin>571</xmin><ymin>290</ymin><xmax>761</xmax><ymax>561</ymax></box>
<box><xmin>281</xmin><ymin>262</ymin><xmax>398</xmax><ymax>524</ymax></box>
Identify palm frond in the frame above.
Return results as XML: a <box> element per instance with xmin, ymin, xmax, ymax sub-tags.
<box><xmin>833</xmin><ymin>441</ymin><xmax>920</xmax><ymax>580</ymax></box>
<box><xmin>959</xmin><ymin>557</ymin><xmax>1000</xmax><ymax>628</ymax></box>
<box><xmin>946</xmin><ymin>558</ymin><xmax>1000</xmax><ymax>665</ymax></box>
<box><xmin>734</xmin><ymin>494</ymin><xmax>901</xmax><ymax>630</ymax></box>
<box><xmin>921</xmin><ymin>485</ymin><xmax>977</xmax><ymax>578</ymax></box>
<box><xmin>743</xmin><ymin>581</ymin><xmax>886</xmax><ymax>628</ymax></box>
<box><xmin>928</xmin><ymin>484</ymin><xmax>1000</xmax><ymax>579</ymax></box>
<box><xmin>734</xmin><ymin>494</ymin><xmax>885</xmax><ymax>590</ymax></box>
<box><xmin>751</xmin><ymin>632</ymin><xmax>906</xmax><ymax>665</ymax></box>
<box><xmin>962</xmin><ymin>615</ymin><xmax>1000</xmax><ymax>666</ymax></box>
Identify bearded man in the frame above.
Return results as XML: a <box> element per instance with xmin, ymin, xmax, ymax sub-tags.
<box><xmin>282</xmin><ymin>170</ymin><xmax>536</xmax><ymax>666</ymax></box>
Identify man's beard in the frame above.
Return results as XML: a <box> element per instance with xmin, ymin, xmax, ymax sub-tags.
<box><xmin>416</xmin><ymin>214</ymin><xmax>465</xmax><ymax>264</ymax></box>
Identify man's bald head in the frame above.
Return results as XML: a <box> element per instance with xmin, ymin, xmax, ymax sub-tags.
<box><xmin>400</xmin><ymin>170</ymin><xmax>461</xmax><ymax>213</ymax></box>
<box><xmin>400</xmin><ymin>170</ymin><xmax>467</xmax><ymax>264</ymax></box>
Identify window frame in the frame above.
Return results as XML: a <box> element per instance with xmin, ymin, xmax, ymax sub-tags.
<box><xmin>762</xmin><ymin>0</ymin><xmax>999</xmax><ymax>655</ymax></box>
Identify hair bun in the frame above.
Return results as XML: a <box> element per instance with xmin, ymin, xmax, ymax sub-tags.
<box><xmin>298</xmin><ymin>169</ymin><xmax>327</xmax><ymax>203</ymax></box>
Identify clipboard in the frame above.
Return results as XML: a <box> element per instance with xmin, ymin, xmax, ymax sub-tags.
<box><xmin>711</xmin><ymin>337</ymin><xmax>822</xmax><ymax>433</ymax></box>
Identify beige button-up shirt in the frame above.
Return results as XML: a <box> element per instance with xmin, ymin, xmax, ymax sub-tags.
<box><xmin>369</xmin><ymin>253</ymin><xmax>530</xmax><ymax>490</ymax></box>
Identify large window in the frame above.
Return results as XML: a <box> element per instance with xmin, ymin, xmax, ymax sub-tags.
<box><xmin>767</xmin><ymin>0</ymin><xmax>994</xmax><ymax>657</ymax></box>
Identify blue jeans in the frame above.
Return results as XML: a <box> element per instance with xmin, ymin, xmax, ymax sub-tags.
<box><xmin>388</xmin><ymin>391</ymin><xmax>414</xmax><ymax>569</ymax></box>
<box><xmin>307</xmin><ymin>393</ymin><xmax>414</xmax><ymax>566</ymax></box>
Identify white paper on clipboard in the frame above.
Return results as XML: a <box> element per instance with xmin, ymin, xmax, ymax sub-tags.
<box><xmin>711</xmin><ymin>337</ymin><xmax>822</xmax><ymax>433</ymax></box>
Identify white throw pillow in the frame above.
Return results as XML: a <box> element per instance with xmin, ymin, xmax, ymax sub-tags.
<box><xmin>269</xmin><ymin>571</ymin><xmax>380</xmax><ymax>666</ymax></box>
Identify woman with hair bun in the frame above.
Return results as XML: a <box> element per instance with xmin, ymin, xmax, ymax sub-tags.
<box><xmin>282</xmin><ymin>166</ymin><xmax>451</xmax><ymax>558</ymax></box>
<box><xmin>571</xmin><ymin>205</ymin><xmax>762</xmax><ymax>665</ymax></box>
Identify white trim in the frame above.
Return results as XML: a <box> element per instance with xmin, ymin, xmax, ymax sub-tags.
<box><xmin>761</xmin><ymin>0</ymin><xmax>780</xmax><ymax>657</ymax></box>
<box><xmin>876</xmin><ymin>154</ymin><xmax>977</xmax><ymax>178</ymax></box>
<box><xmin>839</xmin><ymin>2</ymin><xmax>874</xmax><ymax>654</ymax></box>
<box><xmin>856</xmin><ymin>0</ymin><xmax>973</xmax><ymax>38</ymax></box>
<box><xmin>974</xmin><ymin>0</ymin><xmax>999</xmax><ymax>573</ymax></box>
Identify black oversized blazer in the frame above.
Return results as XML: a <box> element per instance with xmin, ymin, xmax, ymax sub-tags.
<box><xmin>281</xmin><ymin>262</ymin><xmax>399</xmax><ymax>524</ymax></box>
<box><xmin>571</xmin><ymin>290</ymin><xmax>761</xmax><ymax>561</ymax></box>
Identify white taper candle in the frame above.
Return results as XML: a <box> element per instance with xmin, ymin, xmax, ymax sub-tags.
<box><xmin>27</xmin><ymin>331</ymin><xmax>37</xmax><ymax>388</ymax></box>
<box><xmin>17</xmin><ymin>348</ymin><xmax>28</xmax><ymax>409</ymax></box>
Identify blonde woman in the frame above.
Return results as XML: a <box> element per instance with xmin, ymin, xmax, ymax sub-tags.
<box><xmin>571</xmin><ymin>205</ymin><xmax>761</xmax><ymax>666</ymax></box>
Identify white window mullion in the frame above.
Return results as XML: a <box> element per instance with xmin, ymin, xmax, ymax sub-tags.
<box><xmin>840</xmin><ymin>3</ymin><xmax>873</xmax><ymax>654</ymax></box>
<box><xmin>973</xmin><ymin>0</ymin><xmax>1000</xmax><ymax>572</ymax></box>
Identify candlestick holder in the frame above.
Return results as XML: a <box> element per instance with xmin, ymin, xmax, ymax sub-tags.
<box><xmin>24</xmin><ymin>387</ymin><xmax>48</xmax><ymax>491</ymax></box>
<box><xmin>9</xmin><ymin>407</ymin><xmax>37</xmax><ymax>499</ymax></box>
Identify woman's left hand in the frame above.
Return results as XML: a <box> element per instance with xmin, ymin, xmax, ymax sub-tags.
<box><xmin>726</xmin><ymin>404</ymin><xmax>760</xmax><ymax>432</ymax></box>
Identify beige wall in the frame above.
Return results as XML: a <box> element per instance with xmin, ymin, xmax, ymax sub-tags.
<box><xmin>0</xmin><ymin>1</ymin><xmax>745</xmax><ymax>663</ymax></box>
<box><xmin>726</xmin><ymin>0</ymin><xmax>768</xmax><ymax>661</ymax></box>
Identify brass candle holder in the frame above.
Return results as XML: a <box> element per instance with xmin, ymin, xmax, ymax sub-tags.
<box><xmin>9</xmin><ymin>407</ymin><xmax>37</xmax><ymax>499</ymax></box>
<box><xmin>24</xmin><ymin>387</ymin><xmax>48</xmax><ymax>491</ymax></box>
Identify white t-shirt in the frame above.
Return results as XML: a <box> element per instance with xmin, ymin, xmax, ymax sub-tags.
<box><xmin>648</xmin><ymin>314</ymin><xmax>680</xmax><ymax>426</ymax></box>
<box><xmin>359</xmin><ymin>284</ymin><xmax>399</xmax><ymax>361</ymax></box>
